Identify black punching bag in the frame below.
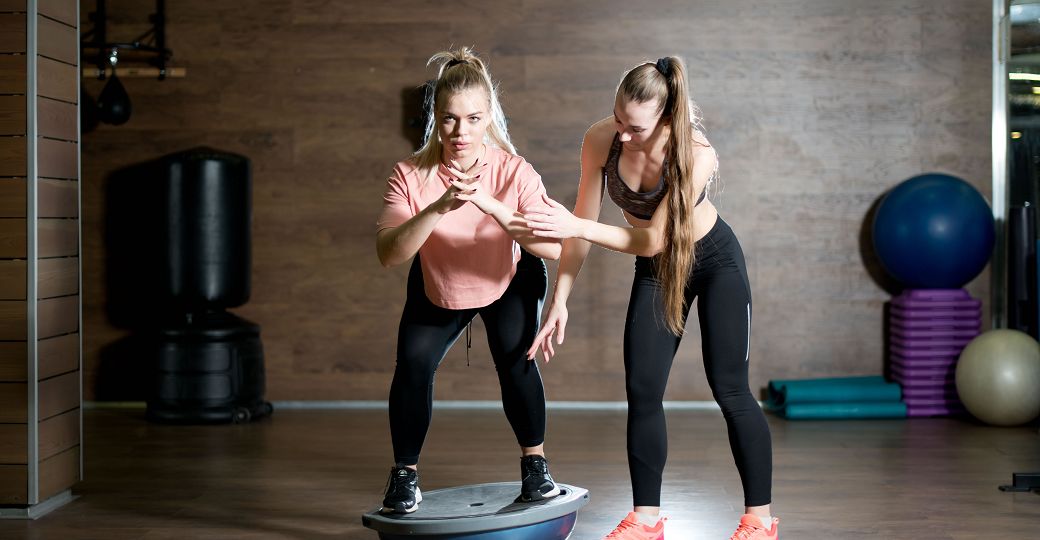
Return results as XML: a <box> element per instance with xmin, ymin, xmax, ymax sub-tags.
<box><xmin>160</xmin><ymin>148</ymin><xmax>251</xmax><ymax>311</ymax></box>
<box><xmin>147</xmin><ymin>148</ymin><xmax>272</xmax><ymax>424</ymax></box>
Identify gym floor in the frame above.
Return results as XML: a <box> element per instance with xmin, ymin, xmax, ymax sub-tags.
<box><xmin>0</xmin><ymin>407</ymin><xmax>1037</xmax><ymax>539</ymax></box>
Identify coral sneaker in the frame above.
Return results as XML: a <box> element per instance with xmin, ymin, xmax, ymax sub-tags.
<box><xmin>604</xmin><ymin>512</ymin><xmax>666</xmax><ymax>539</ymax></box>
<box><xmin>729</xmin><ymin>514</ymin><xmax>779</xmax><ymax>540</ymax></box>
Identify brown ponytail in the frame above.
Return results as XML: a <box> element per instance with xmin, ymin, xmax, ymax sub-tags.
<box><xmin>617</xmin><ymin>56</ymin><xmax>708</xmax><ymax>335</ymax></box>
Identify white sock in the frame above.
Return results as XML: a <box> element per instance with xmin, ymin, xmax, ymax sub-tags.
<box><xmin>757</xmin><ymin>515</ymin><xmax>774</xmax><ymax>529</ymax></box>
<box><xmin>634</xmin><ymin>512</ymin><xmax>661</xmax><ymax>527</ymax></box>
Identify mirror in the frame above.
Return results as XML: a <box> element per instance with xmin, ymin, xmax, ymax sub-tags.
<box><xmin>1000</xmin><ymin>0</ymin><xmax>1040</xmax><ymax>337</ymax></box>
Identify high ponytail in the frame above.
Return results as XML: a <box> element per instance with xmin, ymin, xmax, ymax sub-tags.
<box><xmin>413</xmin><ymin>47</ymin><xmax>515</xmax><ymax>173</ymax></box>
<box><xmin>617</xmin><ymin>56</ymin><xmax>709</xmax><ymax>335</ymax></box>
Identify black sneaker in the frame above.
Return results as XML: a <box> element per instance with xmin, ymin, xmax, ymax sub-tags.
<box><xmin>381</xmin><ymin>465</ymin><xmax>422</xmax><ymax>514</ymax></box>
<box><xmin>520</xmin><ymin>455</ymin><xmax>561</xmax><ymax>502</ymax></box>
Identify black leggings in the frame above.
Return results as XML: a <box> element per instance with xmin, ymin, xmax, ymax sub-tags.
<box><xmin>625</xmin><ymin>218</ymin><xmax>772</xmax><ymax>508</ymax></box>
<box><xmin>389</xmin><ymin>250</ymin><xmax>548</xmax><ymax>466</ymax></box>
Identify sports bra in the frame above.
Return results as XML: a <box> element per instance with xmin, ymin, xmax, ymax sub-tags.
<box><xmin>603</xmin><ymin>133</ymin><xmax>707</xmax><ymax>220</ymax></box>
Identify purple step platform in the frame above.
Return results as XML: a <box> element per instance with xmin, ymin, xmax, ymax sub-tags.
<box><xmin>889</xmin><ymin>367</ymin><xmax>955</xmax><ymax>386</ymax></box>
<box><xmin>889</xmin><ymin>344</ymin><xmax>963</xmax><ymax>358</ymax></box>
<box><xmin>889</xmin><ymin>362</ymin><xmax>956</xmax><ymax>379</ymax></box>
<box><xmin>890</xmin><ymin>326</ymin><xmax>980</xmax><ymax>340</ymax></box>
<box><xmin>906</xmin><ymin>403</ymin><xmax>966</xmax><ymax>417</ymax></box>
<box><xmin>888</xmin><ymin>354</ymin><xmax>958</xmax><ymax>368</ymax></box>
<box><xmin>900</xmin><ymin>385</ymin><xmax>958</xmax><ymax>398</ymax></box>
<box><xmin>890</xmin><ymin>335</ymin><xmax>974</xmax><ymax>350</ymax></box>
<box><xmin>903</xmin><ymin>396</ymin><xmax>962</xmax><ymax>406</ymax></box>
<box><xmin>893</xmin><ymin>376</ymin><xmax>956</xmax><ymax>388</ymax></box>
<box><xmin>889</xmin><ymin>316</ymin><xmax>981</xmax><ymax>330</ymax></box>
<box><xmin>891</xmin><ymin>289</ymin><xmax>981</xmax><ymax>309</ymax></box>
<box><xmin>890</xmin><ymin>306</ymin><xmax>981</xmax><ymax>320</ymax></box>
<box><xmin>894</xmin><ymin>289</ymin><xmax>971</xmax><ymax>301</ymax></box>
<box><xmin>887</xmin><ymin>289</ymin><xmax>979</xmax><ymax>417</ymax></box>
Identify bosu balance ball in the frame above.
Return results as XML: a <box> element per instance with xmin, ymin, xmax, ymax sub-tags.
<box><xmin>955</xmin><ymin>329</ymin><xmax>1040</xmax><ymax>426</ymax></box>
<box><xmin>872</xmin><ymin>173</ymin><xmax>994</xmax><ymax>289</ymax></box>
<box><xmin>362</xmin><ymin>482</ymin><xmax>589</xmax><ymax>539</ymax></box>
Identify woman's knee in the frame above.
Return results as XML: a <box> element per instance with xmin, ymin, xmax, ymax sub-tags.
<box><xmin>711</xmin><ymin>384</ymin><xmax>758</xmax><ymax>417</ymax></box>
<box><xmin>626</xmin><ymin>377</ymin><xmax>668</xmax><ymax>413</ymax></box>
<box><xmin>394</xmin><ymin>352</ymin><xmax>439</xmax><ymax>386</ymax></box>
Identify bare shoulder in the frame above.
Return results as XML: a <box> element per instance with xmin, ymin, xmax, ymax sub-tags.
<box><xmin>692</xmin><ymin>129</ymin><xmax>717</xmax><ymax>162</ymax></box>
<box><xmin>581</xmin><ymin>117</ymin><xmax>616</xmax><ymax>163</ymax></box>
<box><xmin>692</xmin><ymin>129</ymin><xmax>711</xmax><ymax>148</ymax></box>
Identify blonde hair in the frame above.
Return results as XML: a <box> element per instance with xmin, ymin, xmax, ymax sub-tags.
<box><xmin>617</xmin><ymin>57</ymin><xmax>709</xmax><ymax>335</ymax></box>
<box><xmin>413</xmin><ymin>47</ymin><xmax>515</xmax><ymax>172</ymax></box>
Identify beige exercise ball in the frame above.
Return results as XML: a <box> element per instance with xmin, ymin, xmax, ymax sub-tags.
<box><xmin>955</xmin><ymin>329</ymin><xmax>1040</xmax><ymax>426</ymax></box>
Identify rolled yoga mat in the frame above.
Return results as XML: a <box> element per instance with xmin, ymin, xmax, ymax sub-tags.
<box><xmin>766</xmin><ymin>376</ymin><xmax>902</xmax><ymax>408</ymax></box>
<box><xmin>766</xmin><ymin>375</ymin><xmax>905</xmax><ymax>419</ymax></box>
<box><xmin>782</xmin><ymin>401</ymin><xmax>908</xmax><ymax>420</ymax></box>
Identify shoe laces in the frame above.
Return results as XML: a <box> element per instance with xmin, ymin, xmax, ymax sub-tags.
<box><xmin>524</xmin><ymin>455</ymin><xmax>549</xmax><ymax>482</ymax></box>
<box><xmin>605</xmin><ymin>518</ymin><xmax>640</xmax><ymax>539</ymax></box>
<box><xmin>522</xmin><ymin>456</ymin><xmax>548</xmax><ymax>477</ymax></box>
<box><xmin>385</xmin><ymin>467</ymin><xmax>413</xmax><ymax>495</ymax></box>
<box><xmin>730</xmin><ymin>522</ymin><xmax>760</xmax><ymax>540</ymax></box>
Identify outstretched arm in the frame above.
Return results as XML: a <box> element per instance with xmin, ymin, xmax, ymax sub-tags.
<box><xmin>446</xmin><ymin>162</ymin><xmax>562</xmax><ymax>260</ymax></box>
<box><xmin>526</xmin><ymin>134</ymin><xmax>717</xmax><ymax>257</ymax></box>
<box><xmin>526</xmin><ymin>121</ymin><xmax>612</xmax><ymax>361</ymax></box>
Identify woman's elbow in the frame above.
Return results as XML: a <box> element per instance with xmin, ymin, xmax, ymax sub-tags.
<box><xmin>637</xmin><ymin>234</ymin><xmax>667</xmax><ymax>258</ymax></box>
<box><xmin>528</xmin><ymin>241</ymin><xmax>562</xmax><ymax>261</ymax></box>
<box><xmin>376</xmin><ymin>243</ymin><xmax>401</xmax><ymax>268</ymax></box>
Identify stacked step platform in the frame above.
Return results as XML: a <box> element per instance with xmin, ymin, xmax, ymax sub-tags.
<box><xmin>888</xmin><ymin>289</ymin><xmax>981</xmax><ymax>417</ymax></box>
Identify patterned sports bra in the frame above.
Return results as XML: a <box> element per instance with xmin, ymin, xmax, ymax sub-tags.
<box><xmin>603</xmin><ymin>133</ymin><xmax>707</xmax><ymax>220</ymax></box>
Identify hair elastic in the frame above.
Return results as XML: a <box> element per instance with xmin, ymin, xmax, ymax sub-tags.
<box><xmin>655</xmin><ymin>57</ymin><xmax>671</xmax><ymax>77</ymax></box>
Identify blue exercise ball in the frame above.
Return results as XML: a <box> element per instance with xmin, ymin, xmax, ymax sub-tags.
<box><xmin>872</xmin><ymin>173</ymin><xmax>994</xmax><ymax>289</ymax></box>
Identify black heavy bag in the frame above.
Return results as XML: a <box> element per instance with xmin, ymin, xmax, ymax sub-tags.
<box><xmin>160</xmin><ymin>147</ymin><xmax>251</xmax><ymax>312</ymax></box>
<box><xmin>146</xmin><ymin>147</ymin><xmax>271</xmax><ymax>424</ymax></box>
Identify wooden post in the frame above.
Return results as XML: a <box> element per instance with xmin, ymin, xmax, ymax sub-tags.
<box><xmin>0</xmin><ymin>0</ymin><xmax>82</xmax><ymax>519</ymax></box>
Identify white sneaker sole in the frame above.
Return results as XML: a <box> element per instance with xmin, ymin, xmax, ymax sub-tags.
<box><xmin>380</xmin><ymin>487</ymin><xmax>423</xmax><ymax>514</ymax></box>
<box><xmin>521</xmin><ymin>484</ymin><xmax>561</xmax><ymax>502</ymax></box>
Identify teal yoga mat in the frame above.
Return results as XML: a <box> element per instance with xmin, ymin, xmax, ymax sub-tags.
<box><xmin>781</xmin><ymin>401</ymin><xmax>908</xmax><ymax>420</ymax></box>
<box><xmin>766</xmin><ymin>375</ymin><xmax>902</xmax><ymax>410</ymax></box>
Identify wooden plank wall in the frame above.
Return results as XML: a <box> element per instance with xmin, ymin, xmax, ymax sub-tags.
<box><xmin>0</xmin><ymin>0</ymin><xmax>80</xmax><ymax>505</ymax></box>
<box><xmin>80</xmin><ymin>1</ymin><xmax>992</xmax><ymax>402</ymax></box>
<box><xmin>35</xmin><ymin>0</ymin><xmax>80</xmax><ymax>504</ymax></box>
<box><xmin>0</xmin><ymin>0</ymin><xmax>29</xmax><ymax>505</ymax></box>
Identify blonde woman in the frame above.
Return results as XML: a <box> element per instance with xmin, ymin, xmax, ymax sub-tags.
<box><xmin>525</xmin><ymin>57</ymin><xmax>778</xmax><ymax>540</ymax></box>
<box><xmin>375</xmin><ymin>47</ymin><xmax>563</xmax><ymax>514</ymax></box>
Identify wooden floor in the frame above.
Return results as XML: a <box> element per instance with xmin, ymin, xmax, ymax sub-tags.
<box><xmin>1</xmin><ymin>407</ymin><xmax>1039</xmax><ymax>539</ymax></box>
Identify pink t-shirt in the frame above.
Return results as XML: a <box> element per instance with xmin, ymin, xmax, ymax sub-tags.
<box><xmin>377</xmin><ymin>146</ymin><xmax>553</xmax><ymax>310</ymax></box>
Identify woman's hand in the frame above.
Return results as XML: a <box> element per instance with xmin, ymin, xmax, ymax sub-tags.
<box><xmin>446</xmin><ymin>163</ymin><xmax>496</xmax><ymax>214</ymax></box>
<box><xmin>432</xmin><ymin>183</ymin><xmax>466</xmax><ymax>214</ymax></box>
<box><xmin>430</xmin><ymin>163</ymin><xmax>488</xmax><ymax>215</ymax></box>
<box><xmin>524</xmin><ymin>198</ymin><xmax>586</xmax><ymax>239</ymax></box>
<box><xmin>450</xmin><ymin>179</ymin><xmax>497</xmax><ymax>214</ymax></box>
<box><xmin>526</xmin><ymin>301</ymin><xmax>569</xmax><ymax>363</ymax></box>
